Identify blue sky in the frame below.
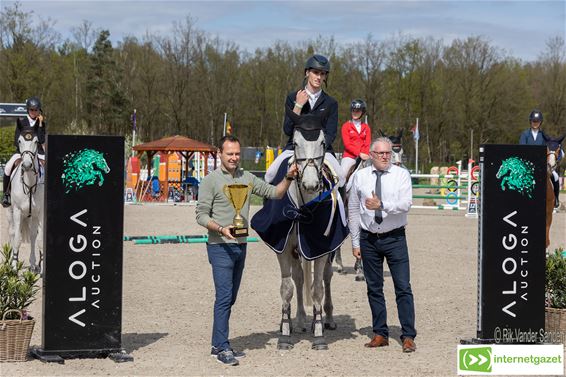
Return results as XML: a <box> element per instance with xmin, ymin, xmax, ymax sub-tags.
<box><xmin>5</xmin><ymin>0</ymin><xmax>566</xmax><ymax>61</ymax></box>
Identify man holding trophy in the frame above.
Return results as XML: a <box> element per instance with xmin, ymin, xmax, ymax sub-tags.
<box><xmin>196</xmin><ymin>135</ymin><xmax>298</xmax><ymax>366</ymax></box>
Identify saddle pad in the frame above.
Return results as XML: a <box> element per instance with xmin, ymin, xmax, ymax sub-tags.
<box><xmin>251</xmin><ymin>158</ymin><xmax>348</xmax><ymax>260</ymax></box>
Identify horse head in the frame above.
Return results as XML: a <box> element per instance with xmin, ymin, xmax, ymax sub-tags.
<box><xmin>545</xmin><ymin>135</ymin><xmax>564</xmax><ymax>174</ymax></box>
<box><xmin>379</xmin><ymin>128</ymin><xmax>404</xmax><ymax>166</ymax></box>
<box><xmin>92</xmin><ymin>151</ymin><xmax>111</xmax><ymax>174</ymax></box>
<box><xmin>18</xmin><ymin>131</ymin><xmax>39</xmax><ymax>172</ymax></box>
<box><xmin>287</xmin><ymin>107</ymin><xmax>326</xmax><ymax>192</ymax></box>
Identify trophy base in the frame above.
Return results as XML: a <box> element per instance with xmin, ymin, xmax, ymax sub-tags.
<box><xmin>230</xmin><ymin>227</ymin><xmax>249</xmax><ymax>237</ymax></box>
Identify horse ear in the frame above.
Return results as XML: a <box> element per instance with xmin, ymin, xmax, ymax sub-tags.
<box><xmin>558</xmin><ymin>135</ymin><xmax>565</xmax><ymax>144</ymax></box>
<box><xmin>398</xmin><ymin>129</ymin><xmax>404</xmax><ymax>139</ymax></box>
<box><xmin>285</xmin><ymin>105</ymin><xmax>301</xmax><ymax>125</ymax></box>
<box><xmin>378</xmin><ymin>129</ymin><xmax>385</xmax><ymax>137</ymax></box>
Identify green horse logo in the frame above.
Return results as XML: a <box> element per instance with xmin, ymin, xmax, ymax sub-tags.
<box><xmin>496</xmin><ymin>157</ymin><xmax>535</xmax><ymax>198</ymax></box>
<box><xmin>62</xmin><ymin>149</ymin><xmax>110</xmax><ymax>193</ymax></box>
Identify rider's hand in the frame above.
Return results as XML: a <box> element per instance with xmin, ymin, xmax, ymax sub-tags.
<box><xmin>37</xmin><ymin>114</ymin><xmax>44</xmax><ymax>125</ymax></box>
<box><xmin>359</xmin><ymin>153</ymin><xmax>369</xmax><ymax>160</ymax></box>
<box><xmin>295</xmin><ymin>90</ymin><xmax>308</xmax><ymax>107</ymax></box>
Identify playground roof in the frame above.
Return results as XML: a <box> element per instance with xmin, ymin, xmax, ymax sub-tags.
<box><xmin>133</xmin><ymin>135</ymin><xmax>216</xmax><ymax>153</ymax></box>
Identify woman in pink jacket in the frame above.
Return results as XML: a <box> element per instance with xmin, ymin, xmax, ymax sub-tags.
<box><xmin>340</xmin><ymin>99</ymin><xmax>371</xmax><ymax>177</ymax></box>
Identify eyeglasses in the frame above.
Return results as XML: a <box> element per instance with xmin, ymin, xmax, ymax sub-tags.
<box><xmin>371</xmin><ymin>151</ymin><xmax>392</xmax><ymax>156</ymax></box>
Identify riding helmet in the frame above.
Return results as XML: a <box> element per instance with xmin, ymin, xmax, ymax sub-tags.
<box><xmin>529</xmin><ymin>109</ymin><xmax>543</xmax><ymax>123</ymax></box>
<box><xmin>304</xmin><ymin>54</ymin><xmax>331</xmax><ymax>73</ymax></box>
<box><xmin>350</xmin><ymin>99</ymin><xmax>367</xmax><ymax>116</ymax></box>
<box><xmin>26</xmin><ymin>96</ymin><xmax>42</xmax><ymax>111</ymax></box>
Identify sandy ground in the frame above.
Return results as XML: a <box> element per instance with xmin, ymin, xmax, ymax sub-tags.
<box><xmin>1</xmin><ymin>199</ymin><xmax>565</xmax><ymax>376</ymax></box>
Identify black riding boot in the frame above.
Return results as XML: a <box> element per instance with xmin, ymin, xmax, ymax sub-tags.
<box><xmin>552</xmin><ymin>176</ymin><xmax>560</xmax><ymax>208</ymax></box>
<box><xmin>1</xmin><ymin>174</ymin><xmax>10</xmax><ymax>208</ymax></box>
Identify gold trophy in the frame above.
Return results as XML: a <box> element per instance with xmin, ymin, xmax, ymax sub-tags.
<box><xmin>223</xmin><ymin>184</ymin><xmax>252</xmax><ymax>237</ymax></box>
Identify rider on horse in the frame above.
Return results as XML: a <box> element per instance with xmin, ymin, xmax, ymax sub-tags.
<box><xmin>2</xmin><ymin>96</ymin><xmax>46</xmax><ymax>208</ymax></box>
<box><xmin>519</xmin><ymin>109</ymin><xmax>563</xmax><ymax>208</ymax></box>
<box><xmin>340</xmin><ymin>99</ymin><xmax>372</xmax><ymax>177</ymax></box>
<box><xmin>265</xmin><ymin>54</ymin><xmax>344</xmax><ymax>187</ymax></box>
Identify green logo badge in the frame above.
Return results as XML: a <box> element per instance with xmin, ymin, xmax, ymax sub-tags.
<box><xmin>496</xmin><ymin>157</ymin><xmax>535</xmax><ymax>198</ymax></box>
<box><xmin>459</xmin><ymin>346</ymin><xmax>492</xmax><ymax>372</ymax></box>
<box><xmin>62</xmin><ymin>149</ymin><xmax>110</xmax><ymax>193</ymax></box>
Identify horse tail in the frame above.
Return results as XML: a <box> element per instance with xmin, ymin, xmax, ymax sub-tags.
<box><xmin>303</xmin><ymin>260</ymin><xmax>313</xmax><ymax>307</ymax></box>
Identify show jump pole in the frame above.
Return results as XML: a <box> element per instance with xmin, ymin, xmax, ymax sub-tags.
<box><xmin>132</xmin><ymin>109</ymin><xmax>137</xmax><ymax>158</ymax></box>
<box><xmin>415</xmin><ymin>117</ymin><xmax>419</xmax><ymax>174</ymax></box>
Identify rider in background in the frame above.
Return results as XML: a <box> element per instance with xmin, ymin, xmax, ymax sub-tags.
<box><xmin>265</xmin><ymin>54</ymin><xmax>343</xmax><ymax>186</ymax></box>
<box><xmin>340</xmin><ymin>99</ymin><xmax>371</xmax><ymax>177</ymax></box>
<box><xmin>2</xmin><ymin>96</ymin><xmax>46</xmax><ymax>208</ymax></box>
<box><xmin>519</xmin><ymin>109</ymin><xmax>562</xmax><ymax>208</ymax></box>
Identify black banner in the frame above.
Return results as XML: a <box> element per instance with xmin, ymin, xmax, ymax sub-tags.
<box><xmin>477</xmin><ymin>144</ymin><xmax>546</xmax><ymax>342</ymax></box>
<box><xmin>42</xmin><ymin>135</ymin><xmax>124</xmax><ymax>355</ymax></box>
<box><xmin>0</xmin><ymin>103</ymin><xmax>27</xmax><ymax>117</ymax></box>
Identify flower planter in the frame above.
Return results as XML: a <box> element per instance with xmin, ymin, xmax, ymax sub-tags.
<box><xmin>545</xmin><ymin>307</ymin><xmax>566</xmax><ymax>334</ymax></box>
<box><xmin>0</xmin><ymin>309</ymin><xmax>35</xmax><ymax>362</ymax></box>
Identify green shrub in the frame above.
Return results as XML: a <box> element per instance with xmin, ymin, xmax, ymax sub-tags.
<box><xmin>546</xmin><ymin>247</ymin><xmax>566</xmax><ymax>309</ymax></box>
<box><xmin>0</xmin><ymin>244</ymin><xmax>40</xmax><ymax>320</ymax></box>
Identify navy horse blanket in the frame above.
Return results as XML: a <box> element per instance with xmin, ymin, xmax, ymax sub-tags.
<box><xmin>250</xmin><ymin>157</ymin><xmax>348</xmax><ymax>260</ymax></box>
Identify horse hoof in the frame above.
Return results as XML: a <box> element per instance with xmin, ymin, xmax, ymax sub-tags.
<box><xmin>336</xmin><ymin>267</ymin><xmax>343</xmax><ymax>273</ymax></box>
<box><xmin>312</xmin><ymin>339</ymin><xmax>328</xmax><ymax>350</ymax></box>
<box><xmin>278</xmin><ymin>336</ymin><xmax>293</xmax><ymax>350</ymax></box>
<box><xmin>355</xmin><ymin>275</ymin><xmax>365</xmax><ymax>282</ymax></box>
<box><xmin>324</xmin><ymin>323</ymin><xmax>337</xmax><ymax>330</ymax></box>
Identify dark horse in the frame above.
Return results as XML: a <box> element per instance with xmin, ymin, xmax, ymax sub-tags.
<box><xmin>545</xmin><ymin>135</ymin><xmax>564</xmax><ymax>248</ymax></box>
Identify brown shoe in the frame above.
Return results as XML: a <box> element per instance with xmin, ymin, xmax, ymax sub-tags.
<box><xmin>364</xmin><ymin>335</ymin><xmax>389</xmax><ymax>348</ymax></box>
<box><xmin>402</xmin><ymin>337</ymin><xmax>416</xmax><ymax>353</ymax></box>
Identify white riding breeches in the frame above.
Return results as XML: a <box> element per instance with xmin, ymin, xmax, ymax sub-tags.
<box><xmin>340</xmin><ymin>157</ymin><xmax>357</xmax><ymax>178</ymax></box>
<box><xmin>4</xmin><ymin>153</ymin><xmax>45</xmax><ymax>176</ymax></box>
<box><xmin>266</xmin><ymin>149</ymin><xmax>344</xmax><ymax>187</ymax></box>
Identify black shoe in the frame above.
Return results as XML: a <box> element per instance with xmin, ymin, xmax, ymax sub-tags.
<box><xmin>1</xmin><ymin>193</ymin><xmax>10</xmax><ymax>208</ymax></box>
<box><xmin>555</xmin><ymin>197</ymin><xmax>560</xmax><ymax>209</ymax></box>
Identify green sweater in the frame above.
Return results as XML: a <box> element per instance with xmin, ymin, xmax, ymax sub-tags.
<box><xmin>195</xmin><ymin>167</ymin><xmax>278</xmax><ymax>244</ymax></box>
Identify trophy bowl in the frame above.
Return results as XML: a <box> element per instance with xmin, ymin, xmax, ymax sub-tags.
<box><xmin>223</xmin><ymin>184</ymin><xmax>252</xmax><ymax>237</ymax></box>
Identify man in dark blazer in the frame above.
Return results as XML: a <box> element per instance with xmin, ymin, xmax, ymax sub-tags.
<box><xmin>266</xmin><ymin>55</ymin><xmax>343</xmax><ymax>186</ymax></box>
<box><xmin>519</xmin><ymin>109</ymin><xmax>562</xmax><ymax>208</ymax></box>
<box><xmin>519</xmin><ymin>109</ymin><xmax>546</xmax><ymax>145</ymax></box>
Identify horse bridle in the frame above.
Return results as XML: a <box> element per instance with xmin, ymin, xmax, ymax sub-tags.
<box><xmin>292</xmin><ymin>130</ymin><xmax>327</xmax><ymax>207</ymax></box>
<box><xmin>547</xmin><ymin>146</ymin><xmax>561</xmax><ymax>171</ymax></box>
<box><xmin>19</xmin><ymin>148</ymin><xmax>40</xmax><ymax>217</ymax></box>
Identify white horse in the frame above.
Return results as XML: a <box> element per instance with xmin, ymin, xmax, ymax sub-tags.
<box><xmin>6</xmin><ymin>132</ymin><xmax>44</xmax><ymax>273</ymax></box>
<box><xmin>271</xmin><ymin>111</ymin><xmax>348</xmax><ymax>351</ymax></box>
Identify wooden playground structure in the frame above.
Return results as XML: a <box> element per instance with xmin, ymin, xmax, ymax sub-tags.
<box><xmin>130</xmin><ymin>135</ymin><xmax>217</xmax><ymax>203</ymax></box>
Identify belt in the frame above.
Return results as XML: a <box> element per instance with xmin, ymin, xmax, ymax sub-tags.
<box><xmin>361</xmin><ymin>226</ymin><xmax>405</xmax><ymax>239</ymax></box>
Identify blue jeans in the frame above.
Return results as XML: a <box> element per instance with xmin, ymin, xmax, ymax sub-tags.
<box><xmin>207</xmin><ymin>242</ymin><xmax>247</xmax><ymax>351</ymax></box>
<box><xmin>360</xmin><ymin>229</ymin><xmax>416</xmax><ymax>340</ymax></box>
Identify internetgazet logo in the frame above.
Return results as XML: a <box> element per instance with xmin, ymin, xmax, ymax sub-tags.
<box><xmin>460</xmin><ymin>347</ymin><xmax>492</xmax><ymax>372</ymax></box>
<box><xmin>457</xmin><ymin>344</ymin><xmax>564</xmax><ymax>375</ymax></box>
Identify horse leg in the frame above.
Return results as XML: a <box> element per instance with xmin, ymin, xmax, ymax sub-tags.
<box><xmin>11</xmin><ymin>209</ymin><xmax>22</xmax><ymax>267</ymax></box>
<box><xmin>276</xmin><ymin>251</ymin><xmax>294</xmax><ymax>350</ymax></box>
<box><xmin>291</xmin><ymin>255</ymin><xmax>307</xmax><ymax>332</ymax></box>
<box><xmin>323</xmin><ymin>255</ymin><xmax>337</xmax><ymax>330</ymax></box>
<box><xmin>29</xmin><ymin>217</ymin><xmax>39</xmax><ymax>274</ymax></box>
<box><xmin>334</xmin><ymin>248</ymin><xmax>344</xmax><ymax>274</ymax></box>
<box><xmin>354</xmin><ymin>258</ymin><xmax>365</xmax><ymax>281</ymax></box>
<box><xmin>311</xmin><ymin>256</ymin><xmax>328</xmax><ymax>350</ymax></box>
